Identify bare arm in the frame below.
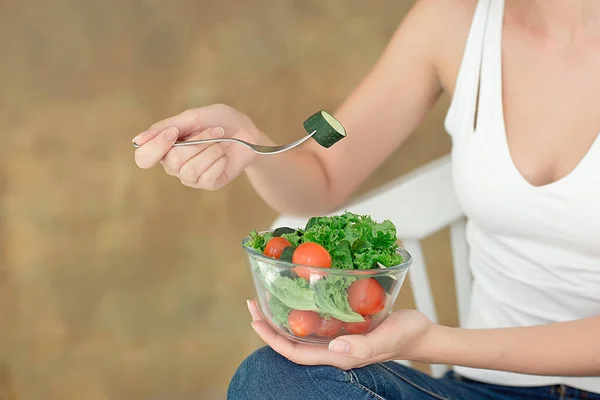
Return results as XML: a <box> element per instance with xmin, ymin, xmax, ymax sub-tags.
<box><xmin>133</xmin><ymin>1</ymin><xmax>444</xmax><ymax>215</ymax></box>
<box><xmin>246</xmin><ymin>2</ymin><xmax>443</xmax><ymax>215</ymax></box>
<box><xmin>247</xmin><ymin>302</ymin><xmax>600</xmax><ymax>375</ymax></box>
<box><xmin>418</xmin><ymin>315</ymin><xmax>600</xmax><ymax>376</ymax></box>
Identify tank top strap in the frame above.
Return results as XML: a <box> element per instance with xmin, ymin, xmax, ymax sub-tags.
<box><xmin>479</xmin><ymin>0</ymin><xmax>506</xmax><ymax>132</ymax></box>
<box><xmin>444</xmin><ymin>0</ymin><xmax>494</xmax><ymax>136</ymax></box>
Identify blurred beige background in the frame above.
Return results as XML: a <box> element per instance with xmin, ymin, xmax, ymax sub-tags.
<box><xmin>0</xmin><ymin>0</ymin><xmax>456</xmax><ymax>399</ymax></box>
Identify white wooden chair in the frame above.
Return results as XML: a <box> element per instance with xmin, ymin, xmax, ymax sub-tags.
<box><xmin>269</xmin><ymin>154</ymin><xmax>471</xmax><ymax>377</ymax></box>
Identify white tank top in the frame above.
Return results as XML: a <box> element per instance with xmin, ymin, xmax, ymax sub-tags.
<box><xmin>445</xmin><ymin>0</ymin><xmax>600</xmax><ymax>392</ymax></box>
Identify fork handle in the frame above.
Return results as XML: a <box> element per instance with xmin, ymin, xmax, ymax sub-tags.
<box><xmin>172</xmin><ymin>137</ymin><xmax>242</xmax><ymax>147</ymax></box>
<box><xmin>132</xmin><ymin>137</ymin><xmax>242</xmax><ymax>148</ymax></box>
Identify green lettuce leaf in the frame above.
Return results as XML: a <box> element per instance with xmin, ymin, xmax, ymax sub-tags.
<box><xmin>353</xmin><ymin>248</ymin><xmax>403</xmax><ymax>270</ymax></box>
<box><xmin>313</xmin><ymin>276</ymin><xmax>364</xmax><ymax>323</ymax></box>
<box><xmin>246</xmin><ymin>230</ymin><xmax>273</xmax><ymax>252</ymax></box>
<box><xmin>302</xmin><ymin>212</ymin><xmax>403</xmax><ymax>269</ymax></box>
<box><xmin>280</xmin><ymin>232</ymin><xmax>302</xmax><ymax>247</ymax></box>
<box><xmin>246</xmin><ymin>211</ymin><xmax>404</xmax><ymax>271</ymax></box>
<box><xmin>268</xmin><ymin>296</ymin><xmax>291</xmax><ymax>328</ymax></box>
<box><xmin>330</xmin><ymin>240</ymin><xmax>353</xmax><ymax>270</ymax></box>
<box><xmin>260</xmin><ymin>272</ymin><xmax>316</xmax><ymax>311</ymax></box>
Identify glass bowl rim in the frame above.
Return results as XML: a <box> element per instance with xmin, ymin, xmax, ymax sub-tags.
<box><xmin>241</xmin><ymin>229</ymin><xmax>412</xmax><ymax>277</ymax></box>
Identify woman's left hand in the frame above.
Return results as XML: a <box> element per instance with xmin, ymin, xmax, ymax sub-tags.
<box><xmin>247</xmin><ymin>299</ymin><xmax>435</xmax><ymax>370</ymax></box>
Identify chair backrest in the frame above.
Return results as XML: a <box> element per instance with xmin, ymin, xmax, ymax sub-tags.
<box><xmin>269</xmin><ymin>154</ymin><xmax>471</xmax><ymax>377</ymax></box>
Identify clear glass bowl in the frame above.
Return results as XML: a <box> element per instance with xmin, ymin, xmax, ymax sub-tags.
<box><xmin>242</xmin><ymin>231</ymin><xmax>412</xmax><ymax>344</ymax></box>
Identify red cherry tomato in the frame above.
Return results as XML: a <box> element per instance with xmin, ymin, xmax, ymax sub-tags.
<box><xmin>315</xmin><ymin>317</ymin><xmax>343</xmax><ymax>337</ymax></box>
<box><xmin>347</xmin><ymin>278</ymin><xmax>386</xmax><ymax>316</ymax></box>
<box><xmin>343</xmin><ymin>316</ymin><xmax>372</xmax><ymax>334</ymax></box>
<box><xmin>287</xmin><ymin>310</ymin><xmax>320</xmax><ymax>337</ymax></box>
<box><xmin>292</xmin><ymin>242</ymin><xmax>332</xmax><ymax>280</ymax></box>
<box><xmin>263</xmin><ymin>237</ymin><xmax>292</xmax><ymax>259</ymax></box>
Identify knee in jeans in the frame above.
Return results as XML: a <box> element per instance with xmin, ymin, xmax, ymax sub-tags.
<box><xmin>239</xmin><ymin>346</ymin><xmax>289</xmax><ymax>374</ymax></box>
<box><xmin>228</xmin><ymin>347</ymin><xmax>295</xmax><ymax>398</ymax></box>
<box><xmin>227</xmin><ymin>346</ymin><xmax>347</xmax><ymax>400</ymax></box>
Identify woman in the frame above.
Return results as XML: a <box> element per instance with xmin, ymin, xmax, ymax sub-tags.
<box><xmin>133</xmin><ymin>0</ymin><xmax>600</xmax><ymax>398</ymax></box>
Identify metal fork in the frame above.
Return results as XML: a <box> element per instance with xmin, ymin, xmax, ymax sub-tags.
<box><xmin>132</xmin><ymin>130</ymin><xmax>316</xmax><ymax>155</ymax></box>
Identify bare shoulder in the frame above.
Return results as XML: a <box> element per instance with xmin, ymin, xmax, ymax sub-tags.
<box><xmin>413</xmin><ymin>0</ymin><xmax>477</xmax><ymax>16</ymax></box>
<box><xmin>409</xmin><ymin>0</ymin><xmax>479</xmax><ymax>94</ymax></box>
<box><xmin>401</xmin><ymin>0</ymin><xmax>476</xmax><ymax>35</ymax></box>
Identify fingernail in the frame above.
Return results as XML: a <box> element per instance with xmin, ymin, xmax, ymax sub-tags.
<box><xmin>211</xmin><ymin>127</ymin><xmax>225</xmax><ymax>138</ymax></box>
<box><xmin>250</xmin><ymin>322</ymin><xmax>258</xmax><ymax>332</ymax></box>
<box><xmin>132</xmin><ymin>132</ymin><xmax>146</xmax><ymax>143</ymax></box>
<box><xmin>329</xmin><ymin>339</ymin><xmax>350</xmax><ymax>354</ymax></box>
<box><xmin>164</xmin><ymin>127</ymin><xmax>178</xmax><ymax>141</ymax></box>
<box><xmin>246</xmin><ymin>300</ymin><xmax>252</xmax><ymax>312</ymax></box>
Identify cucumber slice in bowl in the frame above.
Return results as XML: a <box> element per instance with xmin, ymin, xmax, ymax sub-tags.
<box><xmin>273</xmin><ymin>227</ymin><xmax>296</xmax><ymax>237</ymax></box>
<box><xmin>304</xmin><ymin>110</ymin><xmax>346</xmax><ymax>148</ymax></box>
<box><xmin>279</xmin><ymin>246</ymin><xmax>296</xmax><ymax>263</ymax></box>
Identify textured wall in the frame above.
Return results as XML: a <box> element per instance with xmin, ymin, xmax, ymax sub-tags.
<box><xmin>0</xmin><ymin>0</ymin><xmax>454</xmax><ymax>398</ymax></box>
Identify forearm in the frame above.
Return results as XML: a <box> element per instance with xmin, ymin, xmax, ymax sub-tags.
<box><xmin>417</xmin><ymin>316</ymin><xmax>600</xmax><ymax>376</ymax></box>
<box><xmin>246</xmin><ymin>2</ymin><xmax>445</xmax><ymax>217</ymax></box>
<box><xmin>245</xmin><ymin>140</ymin><xmax>338</xmax><ymax>216</ymax></box>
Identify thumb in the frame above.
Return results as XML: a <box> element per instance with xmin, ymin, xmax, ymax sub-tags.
<box><xmin>328</xmin><ymin>334</ymin><xmax>378</xmax><ymax>360</ymax></box>
<box><xmin>133</xmin><ymin>104</ymin><xmax>237</xmax><ymax>146</ymax></box>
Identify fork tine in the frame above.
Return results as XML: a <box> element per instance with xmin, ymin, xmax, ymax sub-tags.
<box><xmin>286</xmin><ymin>130</ymin><xmax>316</xmax><ymax>148</ymax></box>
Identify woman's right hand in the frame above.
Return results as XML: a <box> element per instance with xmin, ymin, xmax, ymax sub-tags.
<box><xmin>133</xmin><ymin>104</ymin><xmax>264</xmax><ymax>190</ymax></box>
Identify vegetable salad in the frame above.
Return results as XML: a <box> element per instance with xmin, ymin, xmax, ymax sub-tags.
<box><xmin>245</xmin><ymin>212</ymin><xmax>406</xmax><ymax>339</ymax></box>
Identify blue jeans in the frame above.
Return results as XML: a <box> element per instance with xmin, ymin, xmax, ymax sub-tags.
<box><xmin>228</xmin><ymin>346</ymin><xmax>600</xmax><ymax>400</ymax></box>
